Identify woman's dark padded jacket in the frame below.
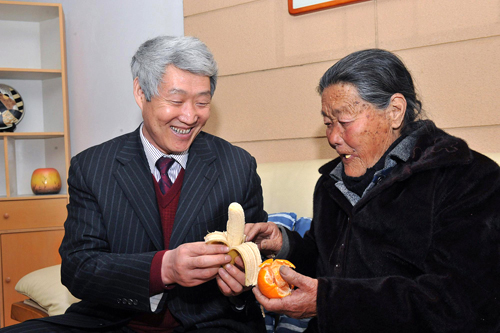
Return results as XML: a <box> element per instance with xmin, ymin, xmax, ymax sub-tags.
<box><xmin>284</xmin><ymin>120</ymin><xmax>500</xmax><ymax>332</ymax></box>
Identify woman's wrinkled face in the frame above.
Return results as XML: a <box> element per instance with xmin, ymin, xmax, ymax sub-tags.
<box><xmin>321</xmin><ymin>83</ymin><xmax>400</xmax><ymax>177</ymax></box>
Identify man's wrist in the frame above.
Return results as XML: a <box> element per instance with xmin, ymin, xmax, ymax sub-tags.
<box><xmin>150</xmin><ymin>250</ymin><xmax>168</xmax><ymax>295</ymax></box>
<box><xmin>164</xmin><ymin>283</ymin><xmax>175</xmax><ymax>290</ymax></box>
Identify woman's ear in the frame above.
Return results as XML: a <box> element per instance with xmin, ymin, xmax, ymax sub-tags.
<box><xmin>388</xmin><ymin>93</ymin><xmax>407</xmax><ymax>130</ymax></box>
<box><xmin>133</xmin><ymin>77</ymin><xmax>145</xmax><ymax>111</ymax></box>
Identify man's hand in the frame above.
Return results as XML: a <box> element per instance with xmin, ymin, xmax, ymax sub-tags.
<box><xmin>253</xmin><ymin>266</ymin><xmax>318</xmax><ymax>319</ymax></box>
<box><xmin>245</xmin><ymin>222</ymin><xmax>283</xmax><ymax>257</ymax></box>
<box><xmin>161</xmin><ymin>242</ymin><xmax>231</xmax><ymax>287</ymax></box>
<box><xmin>216</xmin><ymin>256</ymin><xmax>251</xmax><ymax>296</ymax></box>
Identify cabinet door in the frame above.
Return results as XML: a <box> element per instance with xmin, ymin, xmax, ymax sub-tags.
<box><xmin>1</xmin><ymin>230</ymin><xmax>64</xmax><ymax>327</ymax></box>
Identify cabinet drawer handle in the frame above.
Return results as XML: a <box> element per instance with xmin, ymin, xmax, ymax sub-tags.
<box><xmin>5</xmin><ymin>277</ymin><xmax>11</xmax><ymax>283</ymax></box>
<box><xmin>3</xmin><ymin>213</ymin><xmax>8</xmax><ymax>219</ymax></box>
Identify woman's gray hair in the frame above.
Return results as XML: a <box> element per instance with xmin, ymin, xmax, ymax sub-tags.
<box><xmin>131</xmin><ymin>35</ymin><xmax>218</xmax><ymax>101</ymax></box>
<box><xmin>318</xmin><ymin>49</ymin><xmax>424</xmax><ymax>135</ymax></box>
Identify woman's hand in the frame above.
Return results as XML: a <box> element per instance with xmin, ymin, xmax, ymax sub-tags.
<box><xmin>253</xmin><ymin>266</ymin><xmax>318</xmax><ymax>319</ymax></box>
<box><xmin>245</xmin><ymin>222</ymin><xmax>283</xmax><ymax>257</ymax></box>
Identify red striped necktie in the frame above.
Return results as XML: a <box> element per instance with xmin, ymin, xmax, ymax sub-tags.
<box><xmin>155</xmin><ymin>157</ymin><xmax>175</xmax><ymax>194</ymax></box>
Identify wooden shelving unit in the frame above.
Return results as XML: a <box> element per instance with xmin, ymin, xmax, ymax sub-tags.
<box><xmin>0</xmin><ymin>1</ymin><xmax>70</xmax><ymax>327</ymax></box>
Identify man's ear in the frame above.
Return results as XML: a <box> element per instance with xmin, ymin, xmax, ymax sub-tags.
<box><xmin>388</xmin><ymin>93</ymin><xmax>407</xmax><ymax>130</ymax></box>
<box><xmin>133</xmin><ymin>77</ymin><xmax>145</xmax><ymax>111</ymax></box>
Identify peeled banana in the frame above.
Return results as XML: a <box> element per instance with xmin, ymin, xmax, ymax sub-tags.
<box><xmin>204</xmin><ymin>202</ymin><xmax>262</xmax><ymax>286</ymax></box>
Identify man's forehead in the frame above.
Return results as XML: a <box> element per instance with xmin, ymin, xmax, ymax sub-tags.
<box><xmin>165</xmin><ymin>88</ymin><xmax>211</xmax><ymax>97</ymax></box>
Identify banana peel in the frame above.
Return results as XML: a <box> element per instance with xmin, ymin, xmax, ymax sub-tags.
<box><xmin>204</xmin><ymin>202</ymin><xmax>262</xmax><ymax>286</ymax></box>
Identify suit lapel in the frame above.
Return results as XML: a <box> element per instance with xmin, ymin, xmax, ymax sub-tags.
<box><xmin>169</xmin><ymin>133</ymin><xmax>218</xmax><ymax>249</ymax></box>
<box><xmin>114</xmin><ymin>128</ymin><xmax>163</xmax><ymax>250</ymax></box>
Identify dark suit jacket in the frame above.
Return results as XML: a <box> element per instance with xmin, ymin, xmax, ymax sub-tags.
<box><xmin>43</xmin><ymin>127</ymin><xmax>268</xmax><ymax>332</ymax></box>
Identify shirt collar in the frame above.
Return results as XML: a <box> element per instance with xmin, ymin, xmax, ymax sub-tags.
<box><xmin>331</xmin><ymin>135</ymin><xmax>415</xmax><ymax>182</ymax></box>
<box><xmin>139</xmin><ymin>123</ymin><xmax>189</xmax><ymax>174</ymax></box>
<box><xmin>330</xmin><ymin>135</ymin><xmax>416</xmax><ymax>205</ymax></box>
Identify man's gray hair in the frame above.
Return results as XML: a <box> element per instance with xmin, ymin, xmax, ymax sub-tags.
<box><xmin>131</xmin><ymin>35</ymin><xmax>218</xmax><ymax>101</ymax></box>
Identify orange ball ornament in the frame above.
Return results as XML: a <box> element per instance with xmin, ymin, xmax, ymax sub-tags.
<box><xmin>257</xmin><ymin>258</ymin><xmax>295</xmax><ymax>298</ymax></box>
<box><xmin>31</xmin><ymin>168</ymin><xmax>62</xmax><ymax>194</ymax></box>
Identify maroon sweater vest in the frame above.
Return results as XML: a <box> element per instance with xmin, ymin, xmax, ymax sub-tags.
<box><xmin>127</xmin><ymin>169</ymin><xmax>185</xmax><ymax>333</ymax></box>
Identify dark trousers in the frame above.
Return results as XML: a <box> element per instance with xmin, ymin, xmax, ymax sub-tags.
<box><xmin>0</xmin><ymin>320</ymin><xmax>134</xmax><ymax>333</ymax></box>
<box><xmin>0</xmin><ymin>320</ymin><xmax>239</xmax><ymax>333</ymax></box>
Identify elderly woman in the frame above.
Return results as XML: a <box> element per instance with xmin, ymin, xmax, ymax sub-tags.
<box><xmin>245</xmin><ymin>49</ymin><xmax>500</xmax><ymax>332</ymax></box>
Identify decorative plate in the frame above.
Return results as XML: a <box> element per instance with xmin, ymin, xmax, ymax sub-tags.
<box><xmin>0</xmin><ymin>83</ymin><xmax>25</xmax><ymax>132</ymax></box>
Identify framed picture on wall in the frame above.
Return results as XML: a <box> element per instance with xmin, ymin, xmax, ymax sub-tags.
<box><xmin>288</xmin><ymin>0</ymin><xmax>367</xmax><ymax>15</ymax></box>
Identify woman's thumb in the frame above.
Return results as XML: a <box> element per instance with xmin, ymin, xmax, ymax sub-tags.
<box><xmin>280</xmin><ymin>265</ymin><xmax>299</xmax><ymax>286</ymax></box>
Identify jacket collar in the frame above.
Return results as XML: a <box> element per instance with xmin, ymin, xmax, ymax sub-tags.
<box><xmin>319</xmin><ymin>120</ymin><xmax>473</xmax><ymax>210</ymax></box>
<box><xmin>321</xmin><ymin>120</ymin><xmax>473</xmax><ymax>180</ymax></box>
<box><xmin>404</xmin><ymin>120</ymin><xmax>473</xmax><ymax>173</ymax></box>
<box><xmin>169</xmin><ymin>132</ymin><xmax>219</xmax><ymax>249</ymax></box>
<box><xmin>114</xmin><ymin>126</ymin><xmax>164</xmax><ymax>250</ymax></box>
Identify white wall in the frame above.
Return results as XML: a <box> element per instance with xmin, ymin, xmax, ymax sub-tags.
<box><xmin>9</xmin><ymin>0</ymin><xmax>184</xmax><ymax>155</ymax></box>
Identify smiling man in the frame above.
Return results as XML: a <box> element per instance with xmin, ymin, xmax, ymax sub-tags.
<box><xmin>134</xmin><ymin>64</ymin><xmax>212</xmax><ymax>156</ymax></box>
<box><xmin>2</xmin><ymin>36</ymin><xmax>267</xmax><ymax>333</ymax></box>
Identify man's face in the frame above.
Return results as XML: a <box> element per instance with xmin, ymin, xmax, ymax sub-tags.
<box><xmin>321</xmin><ymin>83</ymin><xmax>399</xmax><ymax>177</ymax></box>
<box><xmin>134</xmin><ymin>65</ymin><xmax>212</xmax><ymax>155</ymax></box>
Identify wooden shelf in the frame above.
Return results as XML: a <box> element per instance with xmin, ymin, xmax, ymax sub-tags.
<box><xmin>0</xmin><ymin>1</ymin><xmax>70</xmax><ymax>327</ymax></box>
<box><xmin>0</xmin><ymin>68</ymin><xmax>61</xmax><ymax>80</ymax></box>
<box><xmin>0</xmin><ymin>226</ymin><xmax>64</xmax><ymax>235</ymax></box>
<box><xmin>0</xmin><ymin>132</ymin><xmax>64</xmax><ymax>139</ymax></box>
<box><xmin>0</xmin><ymin>194</ymin><xmax>67</xmax><ymax>202</ymax></box>
<box><xmin>0</xmin><ymin>1</ymin><xmax>59</xmax><ymax>22</ymax></box>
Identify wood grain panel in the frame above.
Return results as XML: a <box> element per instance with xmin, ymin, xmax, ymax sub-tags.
<box><xmin>0</xmin><ymin>198</ymin><xmax>67</xmax><ymax>231</ymax></box>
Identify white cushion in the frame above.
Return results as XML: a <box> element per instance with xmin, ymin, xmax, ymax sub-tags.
<box><xmin>485</xmin><ymin>153</ymin><xmax>500</xmax><ymax>165</ymax></box>
<box><xmin>15</xmin><ymin>264</ymin><xmax>80</xmax><ymax>316</ymax></box>
<box><xmin>257</xmin><ymin>159</ymin><xmax>330</xmax><ymax>218</ymax></box>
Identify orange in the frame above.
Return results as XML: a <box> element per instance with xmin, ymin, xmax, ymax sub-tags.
<box><xmin>257</xmin><ymin>258</ymin><xmax>295</xmax><ymax>298</ymax></box>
